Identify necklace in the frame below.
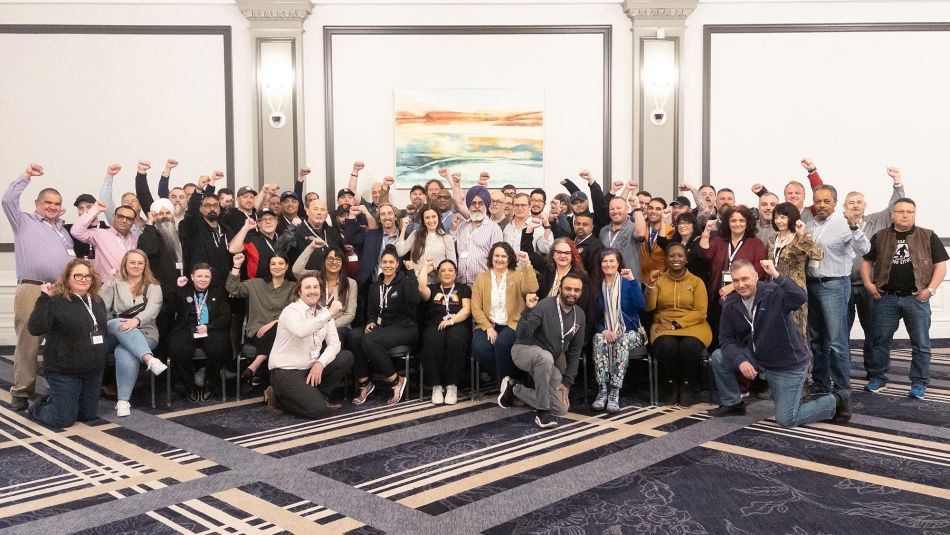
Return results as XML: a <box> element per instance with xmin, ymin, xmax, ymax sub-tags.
<box><xmin>667</xmin><ymin>270</ymin><xmax>688</xmax><ymax>281</ymax></box>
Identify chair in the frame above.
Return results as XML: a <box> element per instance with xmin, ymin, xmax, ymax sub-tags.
<box><xmin>698</xmin><ymin>348</ymin><xmax>714</xmax><ymax>403</ymax></box>
<box><xmin>388</xmin><ymin>345</ymin><xmax>424</xmax><ymax>400</ymax></box>
<box><xmin>234</xmin><ymin>343</ymin><xmax>256</xmax><ymax>401</ymax></box>
<box><xmin>629</xmin><ymin>344</ymin><xmax>658</xmax><ymax>406</ymax></box>
<box><xmin>470</xmin><ymin>355</ymin><xmax>482</xmax><ymax>401</ymax></box>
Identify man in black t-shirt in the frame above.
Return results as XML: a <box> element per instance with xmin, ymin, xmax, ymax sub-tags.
<box><xmin>861</xmin><ymin>198</ymin><xmax>948</xmax><ymax>399</ymax></box>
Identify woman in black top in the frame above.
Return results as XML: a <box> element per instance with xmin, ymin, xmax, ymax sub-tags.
<box><xmin>668</xmin><ymin>212</ymin><xmax>709</xmax><ymax>283</ymax></box>
<box><xmin>27</xmin><ymin>259</ymin><xmax>108</xmax><ymax>428</ymax></box>
<box><xmin>539</xmin><ymin>238</ymin><xmax>591</xmax><ymax>311</ymax></box>
<box><xmin>417</xmin><ymin>258</ymin><xmax>472</xmax><ymax>405</ymax></box>
<box><xmin>348</xmin><ymin>245</ymin><xmax>421</xmax><ymax>405</ymax></box>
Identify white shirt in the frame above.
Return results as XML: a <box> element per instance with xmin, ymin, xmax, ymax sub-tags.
<box><xmin>489</xmin><ymin>271</ymin><xmax>508</xmax><ymax>326</ymax></box>
<box><xmin>268</xmin><ymin>300</ymin><xmax>340</xmax><ymax>370</ymax></box>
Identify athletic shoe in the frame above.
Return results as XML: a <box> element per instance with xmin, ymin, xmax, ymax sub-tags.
<box><xmin>864</xmin><ymin>379</ymin><xmax>886</xmax><ymax>393</ymax></box>
<box><xmin>431</xmin><ymin>385</ymin><xmax>444</xmax><ymax>405</ymax></box>
<box><xmin>534</xmin><ymin>410</ymin><xmax>558</xmax><ymax>429</ymax></box>
<box><xmin>444</xmin><ymin>385</ymin><xmax>458</xmax><ymax>405</ymax></box>
<box><xmin>186</xmin><ymin>388</ymin><xmax>200</xmax><ymax>403</ymax></box>
<box><xmin>10</xmin><ymin>396</ymin><xmax>28</xmax><ymax>411</ymax></box>
<box><xmin>200</xmin><ymin>387</ymin><xmax>215</xmax><ymax>403</ymax></box>
<box><xmin>116</xmin><ymin>400</ymin><xmax>131</xmax><ymax>417</ymax></box>
<box><xmin>606</xmin><ymin>388</ymin><xmax>621</xmax><ymax>414</ymax></box>
<box><xmin>591</xmin><ymin>387</ymin><xmax>608</xmax><ymax>411</ymax></box>
<box><xmin>909</xmin><ymin>384</ymin><xmax>926</xmax><ymax>399</ymax></box>
<box><xmin>146</xmin><ymin>358</ymin><xmax>167</xmax><ymax>376</ymax></box>
<box><xmin>388</xmin><ymin>376</ymin><xmax>408</xmax><ymax>405</ymax></box>
<box><xmin>497</xmin><ymin>376</ymin><xmax>516</xmax><ymax>408</ymax></box>
<box><xmin>708</xmin><ymin>402</ymin><xmax>746</xmax><ymax>417</ymax></box>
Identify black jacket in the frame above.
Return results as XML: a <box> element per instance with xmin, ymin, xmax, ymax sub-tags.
<box><xmin>179</xmin><ymin>189</ymin><xmax>233</xmax><ymax>288</ymax></box>
<box><xmin>292</xmin><ymin>220</ymin><xmax>344</xmax><ymax>272</ymax></box>
<box><xmin>169</xmin><ymin>284</ymin><xmax>232</xmax><ymax>333</ymax></box>
<box><xmin>28</xmin><ymin>293</ymin><xmax>108</xmax><ymax>375</ymax></box>
<box><xmin>368</xmin><ymin>270</ymin><xmax>421</xmax><ymax>327</ymax></box>
<box><xmin>344</xmin><ymin>218</ymin><xmax>385</xmax><ymax>287</ymax></box>
<box><xmin>137</xmin><ymin>224</ymin><xmax>181</xmax><ymax>290</ymax></box>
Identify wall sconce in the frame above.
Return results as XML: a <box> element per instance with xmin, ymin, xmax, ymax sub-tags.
<box><xmin>642</xmin><ymin>35</ymin><xmax>674</xmax><ymax>126</ymax></box>
<box><xmin>262</xmin><ymin>63</ymin><xmax>294</xmax><ymax>129</ymax></box>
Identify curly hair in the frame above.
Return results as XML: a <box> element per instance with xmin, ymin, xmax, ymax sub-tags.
<box><xmin>546</xmin><ymin>238</ymin><xmax>585</xmax><ymax>274</ymax></box>
<box><xmin>771</xmin><ymin>202</ymin><xmax>802</xmax><ymax>232</ymax></box>
<box><xmin>52</xmin><ymin>259</ymin><xmax>102</xmax><ymax>302</ymax></box>
<box><xmin>717</xmin><ymin>204</ymin><xmax>758</xmax><ymax>240</ymax></box>
<box><xmin>486</xmin><ymin>241</ymin><xmax>518</xmax><ymax>271</ymax></box>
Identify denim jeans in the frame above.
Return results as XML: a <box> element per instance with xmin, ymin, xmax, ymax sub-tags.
<box><xmin>711</xmin><ymin>349</ymin><xmax>836</xmax><ymax>428</ymax></box>
<box><xmin>472</xmin><ymin>325</ymin><xmax>518</xmax><ymax>381</ymax></box>
<box><xmin>867</xmin><ymin>293</ymin><xmax>932</xmax><ymax>386</ymax></box>
<box><xmin>807</xmin><ymin>277</ymin><xmax>852</xmax><ymax>392</ymax></box>
<box><xmin>107</xmin><ymin>318</ymin><xmax>159</xmax><ymax>401</ymax></box>
<box><xmin>30</xmin><ymin>371</ymin><xmax>102</xmax><ymax>428</ymax></box>
<box><xmin>848</xmin><ymin>283</ymin><xmax>875</xmax><ymax>372</ymax></box>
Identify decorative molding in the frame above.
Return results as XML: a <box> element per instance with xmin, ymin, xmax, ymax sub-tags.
<box><xmin>626</xmin><ymin>8</ymin><xmax>694</xmax><ymax>20</ymax></box>
<box><xmin>236</xmin><ymin>0</ymin><xmax>312</xmax><ymax>23</ymax></box>
<box><xmin>240</xmin><ymin>9</ymin><xmax>311</xmax><ymax>22</ymax></box>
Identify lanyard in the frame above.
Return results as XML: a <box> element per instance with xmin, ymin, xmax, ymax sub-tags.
<box><xmin>812</xmin><ymin>220</ymin><xmax>830</xmax><ymax>244</ymax></box>
<box><xmin>304</xmin><ymin>221</ymin><xmax>327</xmax><ymax>245</ymax></box>
<box><xmin>211</xmin><ymin>227</ymin><xmax>226</xmax><ymax>248</ymax></box>
<box><xmin>379</xmin><ymin>282</ymin><xmax>392</xmax><ymax>312</ymax></box>
<box><xmin>728</xmin><ymin>239</ymin><xmax>744</xmax><ymax>263</ymax></box>
<box><xmin>607</xmin><ymin>223</ymin><xmax>627</xmax><ymax>247</ymax></box>
<box><xmin>441</xmin><ymin>284</ymin><xmax>456</xmax><ymax>316</ymax></box>
<box><xmin>575</xmin><ymin>234</ymin><xmax>591</xmax><ymax>247</ymax></box>
<box><xmin>648</xmin><ymin>227</ymin><xmax>659</xmax><ymax>251</ymax></box>
<box><xmin>556</xmin><ymin>300</ymin><xmax>578</xmax><ymax>345</ymax></box>
<box><xmin>261</xmin><ymin>234</ymin><xmax>276</xmax><ymax>253</ymax></box>
<box><xmin>743</xmin><ymin>302</ymin><xmax>758</xmax><ymax>351</ymax></box>
<box><xmin>76</xmin><ymin>293</ymin><xmax>98</xmax><ymax>331</ymax></box>
<box><xmin>45</xmin><ymin>220</ymin><xmax>72</xmax><ymax>251</ymax></box>
<box><xmin>194</xmin><ymin>291</ymin><xmax>207</xmax><ymax>322</ymax></box>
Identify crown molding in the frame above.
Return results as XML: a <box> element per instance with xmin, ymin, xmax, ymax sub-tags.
<box><xmin>236</xmin><ymin>0</ymin><xmax>311</xmax><ymax>21</ymax></box>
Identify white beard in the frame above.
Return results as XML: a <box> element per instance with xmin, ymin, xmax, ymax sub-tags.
<box><xmin>470</xmin><ymin>211</ymin><xmax>486</xmax><ymax>222</ymax></box>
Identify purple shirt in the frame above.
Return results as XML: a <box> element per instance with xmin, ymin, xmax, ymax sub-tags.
<box><xmin>455</xmin><ymin>218</ymin><xmax>503</xmax><ymax>285</ymax></box>
<box><xmin>3</xmin><ymin>175</ymin><xmax>76</xmax><ymax>282</ymax></box>
<box><xmin>70</xmin><ymin>204</ymin><xmax>138</xmax><ymax>282</ymax></box>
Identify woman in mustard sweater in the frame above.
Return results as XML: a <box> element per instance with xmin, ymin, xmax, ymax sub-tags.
<box><xmin>471</xmin><ymin>242</ymin><xmax>539</xmax><ymax>382</ymax></box>
<box><xmin>645</xmin><ymin>243</ymin><xmax>713</xmax><ymax>406</ymax></box>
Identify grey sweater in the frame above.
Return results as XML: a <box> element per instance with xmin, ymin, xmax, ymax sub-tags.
<box><xmin>514</xmin><ymin>297</ymin><xmax>586</xmax><ymax>387</ymax></box>
<box><xmin>100</xmin><ymin>281</ymin><xmax>164</xmax><ymax>342</ymax></box>
<box><xmin>850</xmin><ymin>184</ymin><xmax>904</xmax><ymax>282</ymax></box>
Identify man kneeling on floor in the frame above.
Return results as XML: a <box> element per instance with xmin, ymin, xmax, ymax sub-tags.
<box><xmin>709</xmin><ymin>259</ymin><xmax>850</xmax><ymax>427</ymax></box>
<box><xmin>497</xmin><ymin>273</ymin><xmax>586</xmax><ymax>429</ymax></box>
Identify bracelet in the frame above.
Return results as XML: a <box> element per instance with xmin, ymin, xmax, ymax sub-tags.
<box><xmin>350</xmin><ymin>173</ymin><xmax>358</xmax><ymax>177</ymax></box>
<box><xmin>806</xmin><ymin>167</ymin><xmax>817</xmax><ymax>173</ymax></box>
<box><xmin>644</xmin><ymin>284</ymin><xmax>655</xmax><ymax>291</ymax></box>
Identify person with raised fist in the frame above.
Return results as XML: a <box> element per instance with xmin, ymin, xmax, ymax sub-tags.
<box><xmin>70</xmin><ymin>195</ymin><xmax>139</xmax><ymax>283</ymax></box>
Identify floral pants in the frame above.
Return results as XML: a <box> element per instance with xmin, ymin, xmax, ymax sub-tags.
<box><xmin>592</xmin><ymin>328</ymin><xmax>647</xmax><ymax>390</ymax></box>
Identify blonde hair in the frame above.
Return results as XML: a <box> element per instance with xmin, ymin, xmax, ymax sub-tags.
<box><xmin>118</xmin><ymin>249</ymin><xmax>159</xmax><ymax>297</ymax></box>
<box><xmin>52</xmin><ymin>259</ymin><xmax>102</xmax><ymax>302</ymax></box>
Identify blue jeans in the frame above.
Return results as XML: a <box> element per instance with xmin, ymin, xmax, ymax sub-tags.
<box><xmin>867</xmin><ymin>293</ymin><xmax>932</xmax><ymax>386</ymax></box>
<box><xmin>30</xmin><ymin>371</ymin><xmax>102</xmax><ymax>428</ymax></box>
<box><xmin>711</xmin><ymin>349</ymin><xmax>836</xmax><ymax>428</ymax></box>
<box><xmin>472</xmin><ymin>325</ymin><xmax>518</xmax><ymax>381</ymax></box>
<box><xmin>807</xmin><ymin>277</ymin><xmax>852</xmax><ymax>392</ymax></box>
<box><xmin>107</xmin><ymin>318</ymin><xmax>159</xmax><ymax>401</ymax></box>
<box><xmin>848</xmin><ymin>283</ymin><xmax>875</xmax><ymax>369</ymax></box>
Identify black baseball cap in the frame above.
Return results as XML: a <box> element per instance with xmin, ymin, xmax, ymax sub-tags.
<box><xmin>670</xmin><ymin>196</ymin><xmax>692</xmax><ymax>208</ymax></box>
<box><xmin>257</xmin><ymin>207</ymin><xmax>278</xmax><ymax>219</ymax></box>
<box><xmin>280</xmin><ymin>191</ymin><xmax>300</xmax><ymax>202</ymax></box>
<box><xmin>337</xmin><ymin>188</ymin><xmax>355</xmax><ymax>199</ymax></box>
<box><xmin>73</xmin><ymin>194</ymin><xmax>96</xmax><ymax>207</ymax></box>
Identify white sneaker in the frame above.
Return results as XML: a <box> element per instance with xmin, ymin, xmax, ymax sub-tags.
<box><xmin>116</xmin><ymin>400</ymin><xmax>131</xmax><ymax>417</ymax></box>
<box><xmin>444</xmin><ymin>385</ymin><xmax>458</xmax><ymax>405</ymax></box>
<box><xmin>146</xmin><ymin>358</ymin><xmax>167</xmax><ymax>376</ymax></box>
<box><xmin>431</xmin><ymin>386</ymin><xmax>444</xmax><ymax>405</ymax></box>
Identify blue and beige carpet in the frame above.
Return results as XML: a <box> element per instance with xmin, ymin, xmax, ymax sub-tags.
<box><xmin>0</xmin><ymin>342</ymin><xmax>946</xmax><ymax>534</ymax></box>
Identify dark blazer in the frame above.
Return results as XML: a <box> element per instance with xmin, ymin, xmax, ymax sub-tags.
<box><xmin>169</xmin><ymin>284</ymin><xmax>232</xmax><ymax>333</ymax></box>
<box><xmin>28</xmin><ymin>293</ymin><xmax>108</xmax><ymax>375</ymax></box>
<box><xmin>137</xmin><ymin>224</ymin><xmax>180</xmax><ymax>290</ymax></box>
<box><xmin>719</xmin><ymin>276</ymin><xmax>809</xmax><ymax>372</ymax></box>
<box><xmin>179</xmin><ymin>189</ymin><xmax>233</xmax><ymax>288</ymax></box>
<box><xmin>344</xmin><ymin>218</ymin><xmax>384</xmax><ymax>287</ymax></box>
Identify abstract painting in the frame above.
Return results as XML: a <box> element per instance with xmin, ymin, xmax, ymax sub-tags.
<box><xmin>394</xmin><ymin>89</ymin><xmax>544</xmax><ymax>188</ymax></box>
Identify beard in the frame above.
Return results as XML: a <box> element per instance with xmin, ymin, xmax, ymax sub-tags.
<box><xmin>155</xmin><ymin>219</ymin><xmax>183</xmax><ymax>261</ymax></box>
<box><xmin>205</xmin><ymin>211</ymin><xmax>219</xmax><ymax>222</ymax></box>
<box><xmin>470</xmin><ymin>210</ymin><xmax>486</xmax><ymax>222</ymax></box>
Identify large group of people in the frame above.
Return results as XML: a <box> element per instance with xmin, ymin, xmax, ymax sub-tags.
<box><xmin>7</xmin><ymin>156</ymin><xmax>944</xmax><ymax>431</ymax></box>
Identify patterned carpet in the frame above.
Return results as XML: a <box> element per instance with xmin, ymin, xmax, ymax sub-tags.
<box><xmin>0</xmin><ymin>343</ymin><xmax>946</xmax><ymax>534</ymax></box>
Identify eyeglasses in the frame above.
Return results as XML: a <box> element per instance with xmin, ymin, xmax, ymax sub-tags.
<box><xmin>325</xmin><ymin>256</ymin><xmax>343</xmax><ymax>263</ymax></box>
<box><xmin>469</xmin><ymin>200</ymin><xmax>486</xmax><ymax>207</ymax></box>
<box><xmin>72</xmin><ymin>273</ymin><xmax>93</xmax><ymax>281</ymax></box>
<box><xmin>201</xmin><ymin>203</ymin><xmax>220</xmax><ymax>209</ymax></box>
<box><xmin>893</xmin><ymin>209</ymin><xmax>915</xmax><ymax>215</ymax></box>
<box><xmin>113</xmin><ymin>214</ymin><xmax>134</xmax><ymax>222</ymax></box>
<box><xmin>491</xmin><ymin>199</ymin><xmax>504</xmax><ymax>205</ymax></box>
<box><xmin>553</xmin><ymin>250</ymin><xmax>572</xmax><ymax>256</ymax></box>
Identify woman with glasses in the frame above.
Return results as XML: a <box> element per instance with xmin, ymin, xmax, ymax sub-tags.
<box><xmin>539</xmin><ymin>238</ymin><xmax>591</xmax><ymax>310</ymax></box>
<box><xmin>396</xmin><ymin>204</ymin><xmax>456</xmax><ymax>284</ymax></box>
<box><xmin>100</xmin><ymin>249</ymin><xmax>165</xmax><ymax>417</ymax></box>
<box><xmin>591</xmin><ymin>248</ymin><xmax>645</xmax><ymax>413</ymax></box>
<box><xmin>293</xmin><ymin>243</ymin><xmax>358</xmax><ymax>343</ymax></box>
<box><xmin>417</xmin><ymin>258</ymin><xmax>471</xmax><ymax>405</ymax></box>
<box><xmin>27</xmin><ymin>260</ymin><xmax>108</xmax><ymax>427</ymax></box>
<box><xmin>669</xmin><ymin>212</ymin><xmax>709</xmax><ymax>283</ymax></box>
<box><xmin>471</xmin><ymin>242</ymin><xmax>539</xmax><ymax>382</ymax></box>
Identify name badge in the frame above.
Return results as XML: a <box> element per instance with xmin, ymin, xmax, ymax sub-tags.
<box><xmin>67</xmin><ymin>249</ymin><xmax>76</xmax><ymax>257</ymax></box>
<box><xmin>175</xmin><ymin>262</ymin><xmax>184</xmax><ymax>270</ymax></box>
<box><xmin>348</xmin><ymin>254</ymin><xmax>358</xmax><ymax>262</ymax></box>
<box><xmin>722</xmin><ymin>271</ymin><xmax>733</xmax><ymax>284</ymax></box>
<box><xmin>91</xmin><ymin>334</ymin><xmax>104</xmax><ymax>345</ymax></box>
<box><xmin>376</xmin><ymin>316</ymin><xmax>382</xmax><ymax>325</ymax></box>
<box><xmin>193</xmin><ymin>332</ymin><xmax>208</xmax><ymax>339</ymax></box>
<box><xmin>808</xmin><ymin>259</ymin><xmax>820</xmax><ymax>269</ymax></box>
<box><xmin>459</xmin><ymin>251</ymin><xmax>470</xmax><ymax>259</ymax></box>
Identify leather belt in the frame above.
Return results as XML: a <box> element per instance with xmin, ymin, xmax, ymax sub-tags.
<box><xmin>17</xmin><ymin>279</ymin><xmax>46</xmax><ymax>285</ymax></box>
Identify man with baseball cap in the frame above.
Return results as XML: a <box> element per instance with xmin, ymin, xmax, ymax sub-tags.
<box><xmin>64</xmin><ymin>193</ymin><xmax>108</xmax><ymax>260</ymax></box>
<box><xmin>223</xmin><ymin>185</ymin><xmax>257</xmax><ymax>234</ymax></box>
<box><xmin>669</xmin><ymin>196</ymin><xmax>692</xmax><ymax>221</ymax></box>
<box><xmin>278</xmin><ymin>190</ymin><xmax>301</xmax><ymax>233</ymax></box>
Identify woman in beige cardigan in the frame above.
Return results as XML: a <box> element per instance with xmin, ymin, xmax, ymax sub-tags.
<box><xmin>471</xmin><ymin>241</ymin><xmax>539</xmax><ymax>382</ymax></box>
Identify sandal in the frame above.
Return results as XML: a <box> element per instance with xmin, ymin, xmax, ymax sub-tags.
<box><xmin>387</xmin><ymin>376</ymin><xmax>407</xmax><ymax>405</ymax></box>
<box><xmin>352</xmin><ymin>382</ymin><xmax>375</xmax><ymax>405</ymax></box>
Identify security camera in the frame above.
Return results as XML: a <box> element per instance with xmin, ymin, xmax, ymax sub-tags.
<box><xmin>269</xmin><ymin>112</ymin><xmax>286</xmax><ymax>129</ymax></box>
<box><xmin>650</xmin><ymin>108</ymin><xmax>667</xmax><ymax>126</ymax></box>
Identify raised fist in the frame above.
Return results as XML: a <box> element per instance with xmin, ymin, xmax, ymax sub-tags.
<box><xmin>627</xmin><ymin>180</ymin><xmax>639</xmax><ymax>191</ymax></box>
<box><xmin>751</xmin><ymin>183</ymin><xmax>764</xmax><ymax>194</ymax></box>
<box><xmin>611</xmin><ymin>180</ymin><xmax>625</xmax><ymax>195</ymax></box>
<box><xmin>705</xmin><ymin>219</ymin><xmax>718</xmax><ymax>233</ymax></box>
<box><xmin>383</xmin><ymin>175</ymin><xmax>395</xmax><ymax>187</ymax></box>
<box><xmin>176</xmin><ymin>276</ymin><xmax>188</xmax><ymax>287</ymax></box>
<box><xmin>401</xmin><ymin>215</ymin><xmax>412</xmax><ymax>228</ymax></box>
<box><xmin>450</xmin><ymin>172</ymin><xmax>461</xmax><ymax>185</ymax></box>
<box><xmin>299</xmin><ymin>166</ymin><xmax>311</xmax><ymax>177</ymax></box>
<box><xmin>579</xmin><ymin>169</ymin><xmax>592</xmax><ymax>183</ymax></box>
<box><xmin>525</xmin><ymin>217</ymin><xmax>543</xmax><ymax>233</ymax></box>
<box><xmin>478</xmin><ymin>172</ymin><xmax>490</xmax><ymax>186</ymax></box>
<box><xmin>329</xmin><ymin>299</ymin><xmax>343</xmax><ymax>316</ymax></box>
<box><xmin>681</xmin><ymin>181</ymin><xmax>695</xmax><ymax>191</ymax></box>
<box><xmin>137</xmin><ymin>160</ymin><xmax>151</xmax><ymax>173</ymax></box>
<box><xmin>516</xmin><ymin>251</ymin><xmax>530</xmax><ymax>266</ymax></box>
<box><xmin>795</xmin><ymin>219</ymin><xmax>806</xmax><ymax>234</ymax></box>
<box><xmin>232</xmin><ymin>252</ymin><xmax>245</xmax><ymax>267</ymax></box>
<box><xmin>352</xmin><ymin>161</ymin><xmax>365</xmax><ymax>173</ymax></box>
<box><xmin>759</xmin><ymin>259</ymin><xmax>779</xmax><ymax>278</ymax></box>
<box><xmin>349</xmin><ymin>205</ymin><xmax>362</xmax><ymax>218</ymax></box>
<box><xmin>525</xmin><ymin>293</ymin><xmax>539</xmax><ymax>309</ymax></box>
<box><xmin>198</xmin><ymin>175</ymin><xmax>212</xmax><ymax>188</ymax></box>
<box><xmin>437</xmin><ymin>168</ymin><xmax>448</xmax><ymax>178</ymax></box>
<box><xmin>800</xmin><ymin>157</ymin><xmax>815</xmax><ymax>171</ymax></box>
<box><xmin>106</xmin><ymin>163</ymin><xmax>122</xmax><ymax>177</ymax></box>
<box><xmin>886</xmin><ymin>166</ymin><xmax>901</xmax><ymax>182</ymax></box>
<box><xmin>243</xmin><ymin>217</ymin><xmax>257</xmax><ymax>231</ymax></box>
<box><xmin>620</xmin><ymin>268</ymin><xmax>634</xmax><ymax>281</ymax></box>
<box><xmin>649</xmin><ymin>269</ymin><xmax>662</xmax><ymax>283</ymax></box>
<box><xmin>96</xmin><ymin>201</ymin><xmax>109</xmax><ymax>212</ymax></box>
<box><xmin>24</xmin><ymin>163</ymin><xmax>44</xmax><ymax>177</ymax></box>
<box><xmin>213</xmin><ymin>170</ymin><xmax>225</xmax><ymax>181</ymax></box>
<box><xmin>165</xmin><ymin>159</ymin><xmax>179</xmax><ymax>169</ymax></box>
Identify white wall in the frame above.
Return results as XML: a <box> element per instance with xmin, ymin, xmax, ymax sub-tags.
<box><xmin>301</xmin><ymin>1</ymin><xmax>634</xmax><ymax>207</ymax></box>
<box><xmin>682</xmin><ymin>0</ymin><xmax>950</xmax><ymax>338</ymax></box>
